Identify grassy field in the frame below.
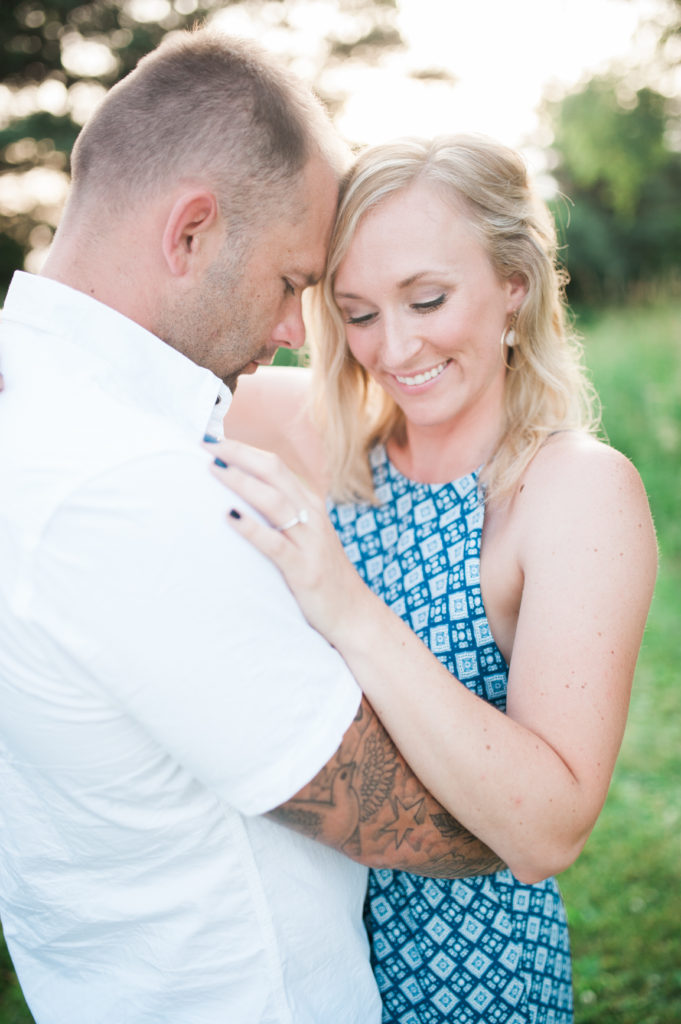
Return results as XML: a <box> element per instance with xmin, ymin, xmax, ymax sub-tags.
<box><xmin>1</xmin><ymin>298</ymin><xmax>679</xmax><ymax>1023</ymax></box>
<box><xmin>559</xmin><ymin>297</ymin><xmax>681</xmax><ymax>1023</ymax></box>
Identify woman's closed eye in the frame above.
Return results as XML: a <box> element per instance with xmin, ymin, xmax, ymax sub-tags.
<box><xmin>411</xmin><ymin>294</ymin><xmax>446</xmax><ymax>313</ymax></box>
<box><xmin>342</xmin><ymin>294</ymin><xmax>446</xmax><ymax>326</ymax></box>
<box><xmin>344</xmin><ymin>310</ymin><xmax>377</xmax><ymax>326</ymax></box>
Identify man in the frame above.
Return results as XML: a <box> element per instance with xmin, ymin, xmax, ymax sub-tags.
<box><xmin>0</xmin><ymin>29</ymin><xmax>500</xmax><ymax>1024</ymax></box>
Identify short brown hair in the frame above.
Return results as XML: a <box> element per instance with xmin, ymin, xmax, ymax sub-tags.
<box><xmin>69</xmin><ymin>27</ymin><xmax>346</xmax><ymax>235</ymax></box>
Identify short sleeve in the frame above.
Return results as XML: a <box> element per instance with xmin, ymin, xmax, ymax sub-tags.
<box><xmin>30</xmin><ymin>449</ymin><xmax>361</xmax><ymax>815</ymax></box>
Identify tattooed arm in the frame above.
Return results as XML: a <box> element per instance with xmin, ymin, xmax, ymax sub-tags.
<box><xmin>268</xmin><ymin>697</ymin><xmax>504</xmax><ymax>879</ymax></box>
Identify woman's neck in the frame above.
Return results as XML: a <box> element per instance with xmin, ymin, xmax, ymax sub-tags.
<box><xmin>386</xmin><ymin>409</ymin><xmax>504</xmax><ymax>485</ymax></box>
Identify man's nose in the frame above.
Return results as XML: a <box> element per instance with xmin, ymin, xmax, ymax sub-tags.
<box><xmin>272</xmin><ymin>298</ymin><xmax>306</xmax><ymax>350</ymax></box>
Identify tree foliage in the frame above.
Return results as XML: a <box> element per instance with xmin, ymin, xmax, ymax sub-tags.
<box><xmin>545</xmin><ymin>75</ymin><xmax>681</xmax><ymax>304</ymax></box>
<box><xmin>653</xmin><ymin>0</ymin><xmax>681</xmax><ymax>67</ymax></box>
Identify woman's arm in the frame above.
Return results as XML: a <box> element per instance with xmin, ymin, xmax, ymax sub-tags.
<box><xmin>349</xmin><ymin>436</ymin><xmax>657</xmax><ymax>882</ymax></box>
<box><xmin>206</xmin><ymin>435</ymin><xmax>657</xmax><ymax>883</ymax></box>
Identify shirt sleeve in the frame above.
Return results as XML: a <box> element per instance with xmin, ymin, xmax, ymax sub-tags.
<box><xmin>29</xmin><ymin>448</ymin><xmax>362</xmax><ymax>816</ymax></box>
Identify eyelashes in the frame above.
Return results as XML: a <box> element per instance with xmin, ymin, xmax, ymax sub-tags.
<box><xmin>345</xmin><ymin>311</ymin><xmax>376</xmax><ymax>326</ymax></box>
<box><xmin>342</xmin><ymin>293</ymin><xmax>448</xmax><ymax>327</ymax></box>
<box><xmin>412</xmin><ymin>294</ymin><xmax>446</xmax><ymax>312</ymax></box>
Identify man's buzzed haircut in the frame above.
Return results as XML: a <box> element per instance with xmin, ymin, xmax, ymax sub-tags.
<box><xmin>69</xmin><ymin>27</ymin><xmax>346</xmax><ymax>233</ymax></box>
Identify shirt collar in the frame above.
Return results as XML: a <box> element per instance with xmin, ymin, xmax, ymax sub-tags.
<box><xmin>3</xmin><ymin>272</ymin><xmax>232</xmax><ymax>438</ymax></box>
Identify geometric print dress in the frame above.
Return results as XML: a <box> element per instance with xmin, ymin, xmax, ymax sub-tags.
<box><xmin>328</xmin><ymin>445</ymin><xmax>573</xmax><ymax>1024</ymax></box>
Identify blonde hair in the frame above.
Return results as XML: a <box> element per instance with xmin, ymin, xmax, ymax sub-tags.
<box><xmin>308</xmin><ymin>134</ymin><xmax>599</xmax><ymax>505</ymax></box>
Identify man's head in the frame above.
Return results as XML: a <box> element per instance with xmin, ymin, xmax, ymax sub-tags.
<box><xmin>153</xmin><ymin>150</ymin><xmax>339</xmax><ymax>392</ymax></box>
<box><xmin>50</xmin><ymin>28</ymin><xmax>348</xmax><ymax>387</ymax></box>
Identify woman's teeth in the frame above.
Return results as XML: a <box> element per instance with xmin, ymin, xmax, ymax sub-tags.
<box><xmin>395</xmin><ymin>361</ymin><xmax>448</xmax><ymax>387</ymax></box>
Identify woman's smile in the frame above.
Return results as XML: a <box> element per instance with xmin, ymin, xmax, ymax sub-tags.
<box><xmin>394</xmin><ymin>359</ymin><xmax>451</xmax><ymax>388</ymax></box>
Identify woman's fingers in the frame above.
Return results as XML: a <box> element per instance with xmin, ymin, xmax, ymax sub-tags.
<box><xmin>205</xmin><ymin>437</ymin><xmax>315</xmax><ymax>534</ymax></box>
<box><xmin>203</xmin><ymin>435</ymin><xmax>367</xmax><ymax>644</ymax></box>
<box><xmin>220</xmin><ymin>500</ymin><xmax>294</xmax><ymax>568</ymax></box>
<box><xmin>204</xmin><ymin>437</ymin><xmax>295</xmax><ymax>491</ymax></box>
<box><xmin>214</xmin><ymin>462</ymin><xmax>335</xmax><ymax>623</ymax></box>
<box><xmin>209</xmin><ymin>460</ymin><xmax>307</xmax><ymax>535</ymax></box>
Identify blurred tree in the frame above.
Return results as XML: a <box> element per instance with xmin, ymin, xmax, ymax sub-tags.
<box><xmin>544</xmin><ymin>75</ymin><xmax>681</xmax><ymax>304</ymax></box>
<box><xmin>650</xmin><ymin>0</ymin><xmax>681</xmax><ymax>70</ymax></box>
<box><xmin>0</xmin><ymin>0</ymin><xmax>404</xmax><ymax>296</ymax></box>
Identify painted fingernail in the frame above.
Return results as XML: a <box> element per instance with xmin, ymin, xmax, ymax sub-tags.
<box><xmin>203</xmin><ymin>434</ymin><xmax>218</xmax><ymax>443</ymax></box>
<box><xmin>229</xmin><ymin>508</ymin><xmax>242</xmax><ymax>520</ymax></box>
<box><xmin>214</xmin><ymin>458</ymin><xmax>228</xmax><ymax>469</ymax></box>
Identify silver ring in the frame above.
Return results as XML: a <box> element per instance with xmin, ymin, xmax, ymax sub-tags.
<box><xmin>276</xmin><ymin>508</ymin><xmax>309</xmax><ymax>531</ymax></box>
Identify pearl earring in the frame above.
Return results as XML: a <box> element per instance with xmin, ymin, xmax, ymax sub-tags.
<box><xmin>501</xmin><ymin>309</ymin><xmax>519</xmax><ymax>351</ymax></box>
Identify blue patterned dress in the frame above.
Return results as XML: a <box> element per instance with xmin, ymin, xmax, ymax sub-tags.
<box><xmin>328</xmin><ymin>445</ymin><xmax>573</xmax><ymax>1024</ymax></box>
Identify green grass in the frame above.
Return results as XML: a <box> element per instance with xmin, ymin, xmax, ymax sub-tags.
<box><xmin>1</xmin><ymin>298</ymin><xmax>679</xmax><ymax>1023</ymax></box>
<box><xmin>559</xmin><ymin>297</ymin><xmax>681</xmax><ymax>1023</ymax></box>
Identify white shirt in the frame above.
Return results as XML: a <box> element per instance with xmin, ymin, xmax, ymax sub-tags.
<box><xmin>0</xmin><ymin>272</ymin><xmax>381</xmax><ymax>1024</ymax></box>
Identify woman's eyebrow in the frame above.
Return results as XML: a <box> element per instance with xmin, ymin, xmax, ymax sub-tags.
<box><xmin>335</xmin><ymin>271</ymin><xmax>433</xmax><ymax>300</ymax></box>
<box><xmin>397</xmin><ymin>271</ymin><xmax>430</xmax><ymax>289</ymax></box>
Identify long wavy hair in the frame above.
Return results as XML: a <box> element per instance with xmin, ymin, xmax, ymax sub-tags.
<box><xmin>308</xmin><ymin>134</ymin><xmax>599</xmax><ymax>504</ymax></box>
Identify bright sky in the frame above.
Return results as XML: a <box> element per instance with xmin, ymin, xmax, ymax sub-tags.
<box><xmin>210</xmin><ymin>0</ymin><xmax>666</xmax><ymax>159</ymax></box>
<box><xmin>336</xmin><ymin>0</ymin><xmax>664</xmax><ymax>149</ymax></box>
<box><xmin>0</xmin><ymin>0</ymin><xmax>671</xmax><ymax>269</ymax></box>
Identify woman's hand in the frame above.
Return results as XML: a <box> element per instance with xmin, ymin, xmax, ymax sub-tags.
<box><xmin>204</xmin><ymin>437</ymin><xmax>370</xmax><ymax>648</ymax></box>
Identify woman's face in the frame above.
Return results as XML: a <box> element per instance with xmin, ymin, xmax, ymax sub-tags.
<box><xmin>333</xmin><ymin>181</ymin><xmax>526</xmax><ymax>439</ymax></box>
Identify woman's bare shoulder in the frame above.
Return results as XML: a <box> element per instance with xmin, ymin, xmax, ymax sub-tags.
<box><xmin>515</xmin><ymin>431</ymin><xmax>657</xmax><ymax>568</ymax></box>
<box><xmin>523</xmin><ymin>431</ymin><xmax>646</xmax><ymax>497</ymax></box>
<box><xmin>226</xmin><ymin>364</ymin><xmax>311</xmax><ymax>425</ymax></box>
<box><xmin>223</xmin><ymin>365</ymin><xmax>326</xmax><ymax>490</ymax></box>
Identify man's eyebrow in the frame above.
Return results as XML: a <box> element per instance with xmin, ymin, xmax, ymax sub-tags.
<box><xmin>292</xmin><ymin>270</ymin><xmax>322</xmax><ymax>289</ymax></box>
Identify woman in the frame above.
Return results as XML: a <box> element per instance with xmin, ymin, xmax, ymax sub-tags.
<box><xmin>212</xmin><ymin>135</ymin><xmax>657</xmax><ymax>1023</ymax></box>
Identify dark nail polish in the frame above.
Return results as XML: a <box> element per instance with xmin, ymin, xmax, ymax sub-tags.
<box><xmin>203</xmin><ymin>434</ymin><xmax>218</xmax><ymax>443</ymax></box>
<box><xmin>229</xmin><ymin>508</ymin><xmax>242</xmax><ymax>520</ymax></box>
<box><xmin>214</xmin><ymin>458</ymin><xmax>228</xmax><ymax>469</ymax></box>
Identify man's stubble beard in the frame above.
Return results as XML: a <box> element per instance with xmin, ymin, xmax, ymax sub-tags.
<box><xmin>155</xmin><ymin>241</ymin><xmax>268</xmax><ymax>392</ymax></box>
<box><xmin>203</xmin><ymin>248</ymin><xmax>271</xmax><ymax>392</ymax></box>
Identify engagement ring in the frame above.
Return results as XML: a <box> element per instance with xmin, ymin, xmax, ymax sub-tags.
<box><xmin>277</xmin><ymin>509</ymin><xmax>309</xmax><ymax>531</ymax></box>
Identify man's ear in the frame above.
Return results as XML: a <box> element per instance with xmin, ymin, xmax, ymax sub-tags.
<box><xmin>161</xmin><ymin>190</ymin><xmax>219</xmax><ymax>276</ymax></box>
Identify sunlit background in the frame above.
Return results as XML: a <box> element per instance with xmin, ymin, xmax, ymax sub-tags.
<box><xmin>1</xmin><ymin>6</ymin><xmax>681</xmax><ymax>1024</ymax></box>
<box><xmin>211</xmin><ymin>0</ymin><xmax>674</xmax><ymax>145</ymax></box>
<box><xmin>0</xmin><ymin>0</ymin><xmax>679</xmax><ymax>277</ymax></box>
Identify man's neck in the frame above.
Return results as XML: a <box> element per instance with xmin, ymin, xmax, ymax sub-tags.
<box><xmin>41</xmin><ymin>240</ymin><xmax>159</xmax><ymax>337</ymax></box>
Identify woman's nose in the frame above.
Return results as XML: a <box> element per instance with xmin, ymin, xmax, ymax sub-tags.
<box><xmin>379</xmin><ymin>312</ymin><xmax>421</xmax><ymax>368</ymax></box>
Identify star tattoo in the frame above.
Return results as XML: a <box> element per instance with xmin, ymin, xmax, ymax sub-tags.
<box><xmin>380</xmin><ymin>795</ymin><xmax>427</xmax><ymax>848</ymax></box>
